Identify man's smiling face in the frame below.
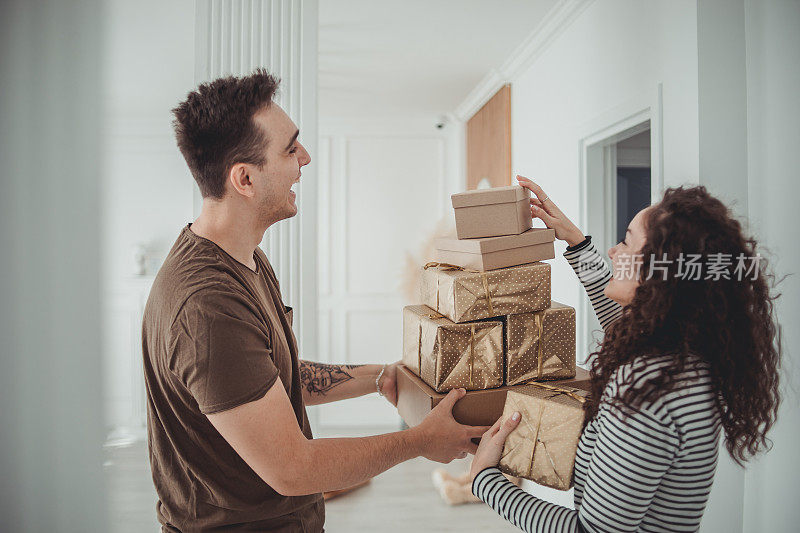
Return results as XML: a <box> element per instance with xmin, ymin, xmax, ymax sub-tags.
<box><xmin>249</xmin><ymin>103</ymin><xmax>311</xmax><ymax>225</ymax></box>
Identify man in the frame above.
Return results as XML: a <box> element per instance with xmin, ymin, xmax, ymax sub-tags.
<box><xmin>142</xmin><ymin>69</ymin><xmax>486</xmax><ymax>532</ymax></box>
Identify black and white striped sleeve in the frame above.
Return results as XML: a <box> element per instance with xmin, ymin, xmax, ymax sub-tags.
<box><xmin>472</xmin><ymin>402</ymin><xmax>680</xmax><ymax>533</ymax></box>
<box><xmin>472</xmin><ymin>468</ymin><xmax>579</xmax><ymax>532</ymax></box>
<box><xmin>563</xmin><ymin>237</ymin><xmax>622</xmax><ymax>330</ymax></box>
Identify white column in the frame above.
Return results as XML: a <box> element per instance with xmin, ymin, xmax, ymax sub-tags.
<box><xmin>0</xmin><ymin>0</ymin><xmax>106</xmax><ymax>530</ymax></box>
<box><xmin>195</xmin><ymin>0</ymin><xmax>319</xmax><ymax>359</ymax></box>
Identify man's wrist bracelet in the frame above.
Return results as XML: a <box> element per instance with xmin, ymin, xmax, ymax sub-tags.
<box><xmin>376</xmin><ymin>364</ymin><xmax>387</xmax><ymax>396</ymax></box>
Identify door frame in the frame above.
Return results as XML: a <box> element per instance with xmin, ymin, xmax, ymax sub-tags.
<box><xmin>575</xmin><ymin>84</ymin><xmax>664</xmax><ymax>361</ymax></box>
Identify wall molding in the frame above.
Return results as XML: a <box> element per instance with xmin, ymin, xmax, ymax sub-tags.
<box><xmin>454</xmin><ymin>0</ymin><xmax>595</xmax><ymax>121</ymax></box>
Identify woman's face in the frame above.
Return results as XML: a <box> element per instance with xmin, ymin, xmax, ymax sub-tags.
<box><xmin>605</xmin><ymin>207</ymin><xmax>650</xmax><ymax>305</ymax></box>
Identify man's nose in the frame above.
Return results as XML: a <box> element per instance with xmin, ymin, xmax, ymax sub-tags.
<box><xmin>608</xmin><ymin>246</ymin><xmax>616</xmax><ymax>259</ymax></box>
<box><xmin>298</xmin><ymin>143</ymin><xmax>311</xmax><ymax>167</ymax></box>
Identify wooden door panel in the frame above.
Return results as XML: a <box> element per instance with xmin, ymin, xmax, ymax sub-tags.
<box><xmin>467</xmin><ymin>84</ymin><xmax>512</xmax><ymax>190</ymax></box>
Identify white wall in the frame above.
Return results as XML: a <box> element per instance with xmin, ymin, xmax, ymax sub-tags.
<box><xmin>510</xmin><ymin>0</ymin><xmax>699</xmax><ymax>324</ymax></box>
<box><xmin>742</xmin><ymin>1</ymin><xmax>800</xmax><ymax>531</ymax></box>
<box><xmin>496</xmin><ymin>0</ymin><xmax>800</xmax><ymax>529</ymax></box>
<box><xmin>101</xmin><ymin>0</ymin><xmax>196</xmax><ymax>438</ymax></box>
<box><xmin>312</xmin><ymin>115</ymin><xmax>462</xmax><ymax>429</ymax></box>
<box><xmin>496</xmin><ymin>0</ymin><xmax>780</xmax><ymax>529</ymax></box>
<box><xmin>102</xmin><ymin>0</ymin><xmax>196</xmax><ymax>281</ymax></box>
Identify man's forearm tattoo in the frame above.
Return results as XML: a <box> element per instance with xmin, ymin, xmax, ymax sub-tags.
<box><xmin>299</xmin><ymin>361</ymin><xmax>364</xmax><ymax>396</ymax></box>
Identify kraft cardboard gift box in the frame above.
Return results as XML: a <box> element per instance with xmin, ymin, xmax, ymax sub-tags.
<box><xmin>420</xmin><ymin>261</ymin><xmax>551</xmax><ymax>323</ymax></box>
<box><xmin>498</xmin><ymin>381</ymin><xmax>591</xmax><ymax>490</ymax></box>
<box><xmin>505</xmin><ymin>301</ymin><xmax>577</xmax><ymax>386</ymax></box>
<box><xmin>451</xmin><ymin>185</ymin><xmax>532</xmax><ymax>239</ymax></box>
<box><xmin>402</xmin><ymin>305</ymin><xmax>504</xmax><ymax>393</ymax></box>
<box><xmin>397</xmin><ymin>364</ymin><xmax>590</xmax><ymax>428</ymax></box>
<box><xmin>435</xmin><ymin>228</ymin><xmax>556</xmax><ymax>271</ymax></box>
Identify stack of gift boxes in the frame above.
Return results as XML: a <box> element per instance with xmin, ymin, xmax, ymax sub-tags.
<box><xmin>397</xmin><ymin>185</ymin><xmax>591</xmax><ymax>491</ymax></box>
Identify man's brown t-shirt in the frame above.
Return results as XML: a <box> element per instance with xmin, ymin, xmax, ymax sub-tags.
<box><xmin>142</xmin><ymin>225</ymin><xmax>324</xmax><ymax>532</ymax></box>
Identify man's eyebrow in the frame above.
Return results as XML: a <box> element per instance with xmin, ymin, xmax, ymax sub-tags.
<box><xmin>284</xmin><ymin>130</ymin><xmax>299</xmax><ymax>151</ymax></box>
<box><xmin>626</xmin><ymin>228</ymin><xmax>632</xmax><ymax>235</ymax></box>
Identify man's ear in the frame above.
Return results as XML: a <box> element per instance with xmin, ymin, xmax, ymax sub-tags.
<box><xmin>228</xmin><ymin>163</ymin><xmax>255</xmax><ymax>198</ymax></box>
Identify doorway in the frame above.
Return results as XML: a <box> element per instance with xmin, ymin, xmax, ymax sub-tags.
<box><xmin>612</xmin><ymin>129</ymin><xmax>652</xmax><ymax>245</ymax></box>
<box><xmin>582</xmin><ymin>121</ymin><xmax>653</xmax><ymax>356</ymax></box>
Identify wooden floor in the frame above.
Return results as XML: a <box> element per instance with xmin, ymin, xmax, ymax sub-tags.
<box><xmin>103</xmin><ymin>427</ymin><xmax>519</xmax><ymax>533</ymax></box>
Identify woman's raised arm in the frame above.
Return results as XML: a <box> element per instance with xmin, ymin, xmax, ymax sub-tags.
<box><xmin>516</xmin><ymin>176</ymin><xmax>622</xmax><ymax>330</ymax></box>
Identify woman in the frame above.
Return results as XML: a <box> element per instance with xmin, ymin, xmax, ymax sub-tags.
<box><xmin>469</xmin><ymin>176</ymin><xmax>781</xmax><ymax>532</ymax></box>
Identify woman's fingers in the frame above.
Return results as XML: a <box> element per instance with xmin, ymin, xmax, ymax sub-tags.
<box><xmin>516</xmin><ymin>175</ymin><xmax>546</xmax><ymax>199</ymax></box>
<box><xmin>517</xmin><ymin>175</ymin><xmax>560</xmax><ymax>214</ymax></box>
<box><xmin>532</xmin><ymin>204</ymin><xmax>558</xmax><ymax>227</ymax></box>
<box><xmin>518</xmin><ymin>174</ymin><xmax>583</xmax><ymax>244</ymax></box>
<box><xmin>492</xmin><ymin>412</ymin><xmax>521</xmax><ymax>445</ymax></box>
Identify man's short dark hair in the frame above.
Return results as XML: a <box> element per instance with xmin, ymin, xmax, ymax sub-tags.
<box><xmin>172</xmin><ymin>69</ymin><xmax>280</xmax><ymax>199</ymax></box>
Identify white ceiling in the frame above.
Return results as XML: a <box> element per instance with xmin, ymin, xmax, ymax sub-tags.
<box><xmin>318</xmin><ymin>0</ymin><xmax>559</xmax><ymax>119</ymax></box>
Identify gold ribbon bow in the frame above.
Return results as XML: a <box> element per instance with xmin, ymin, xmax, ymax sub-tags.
<box><xmin>525</xmin><ymin>381</ymin><xmax>588</xmax><ymax>404</ymax></box>
<box><xmin>423</xmin><ymin>262</ymin><xmax>495</xmax><ymax>317</ymax></box>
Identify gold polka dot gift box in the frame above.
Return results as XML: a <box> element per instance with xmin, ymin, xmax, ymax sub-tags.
<box><xmin>505</xmin><ymin>301</ymin><xmax>576</xmax><ymax>386</ymax></box>
<box><xmin>402</xmin><ymin>304</ymin><xmax>504</xmax><ymax>393</ymax></box>
<box><xmin>498</xmin><ymin>381</ymin><xmax>590</xmax><ymax>490</ymax></box>
<box><xmin>419</xmin><ymin>262</ymin><xmax>551</xmax><ymax>324</ymax></box>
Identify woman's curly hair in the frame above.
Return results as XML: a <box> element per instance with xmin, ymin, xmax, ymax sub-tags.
<box><xmin>585</xmin><ymin>185</ymin><xmax>782</xmax><ymax>465</ymax></box>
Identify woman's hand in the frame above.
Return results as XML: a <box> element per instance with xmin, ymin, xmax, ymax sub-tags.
<box><xmin>516</xmin><ymin>175</ymin><xmax>586</xmax><ymax>247</ymax></box>
<box><xmin>468</xmin><ymin>412</ymin><xmax>521</xmax><ymax>483</ymax></box>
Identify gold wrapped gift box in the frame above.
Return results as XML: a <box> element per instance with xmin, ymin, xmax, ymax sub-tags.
<box><xmin>402</xmin><ymin>305</ymin><xmax>503</xmax><ymax>393</ymax></box>
<box><xmin>420</xmin><ymin>262</ymin><xmax>551</xmax><ymax>323</ymax></box>
<box><xmin>506</xmin><ymin>301</ymin><xmax>576</xmax><ymax>386</ymax></box>
<box><xmin>498</xmin><ymin>382</ymin><xmax>590</xmax><ymax>490</ymax></box>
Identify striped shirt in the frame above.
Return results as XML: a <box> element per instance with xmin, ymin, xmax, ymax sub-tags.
<box><xmin>472</xmin><ymin>237</ymin><xmax>721</xmax><ymax>532</ymax></box>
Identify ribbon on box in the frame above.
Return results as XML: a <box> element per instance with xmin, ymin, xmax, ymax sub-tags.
<box><xmin>506</xmin><ymin>306</ymin><xmax>575</xmax><ymax>386</ymax></box>
<box><xmin>534</xmin><ymin>312</ymin><xmax>544</xmax><ymax>379</ymax></box>
<box><xmin>407</xmin><ymin>304</ymin><xmax>502</xmax><ymax>392</ymax></box>
<box><xmin>525</xmin><ymin>381</ymin><xmax>588</xmax><ymax>404</ymax></box>
<box><xmin>432</xmin><ymin>321</ymin><xmax>498</xmax><ymax>390</ymax></box>
<box><xmin>500</xmin><ymin>383</ymin><xmax>587</xmax><ymax>488</ymax></box>
<box><xmin>468</xmin><ymin>324</ymin><xmax>476</xmax><ymax>388</ymax></box>
<box><xmin>423</xmin><ymin>262</ymin><xmax>495</xmax><ymax>317</ymax></box>
<box><xmin>416</xmin><ymin>309</ymin><xmax>445</xmax><ymax>374</ymax></box>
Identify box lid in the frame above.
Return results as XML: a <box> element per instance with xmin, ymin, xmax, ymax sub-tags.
<box><xmin>451</xmin><ymin>185</ymin><xmax>530</xmax><ymax>208</ymax></box>
<box><xmin>435</xmin><ymin>227</ymin><xmax>555</xmax><ymax>254</ymax></box>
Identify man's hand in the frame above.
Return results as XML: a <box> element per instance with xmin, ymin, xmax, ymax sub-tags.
<box><xmin>378</xmin><ymin>361</ymin><xmax>400</xmax><ymax>406</ymax></box>
<box><xmin>414</xmin><ymin>388</ymin><xmax>490</xmax><ymax>463</ymax></box>
<box><xmin>468</xmin><ymin>412</ymin><xmax>521</xmax><ymax>482</ymax></box>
